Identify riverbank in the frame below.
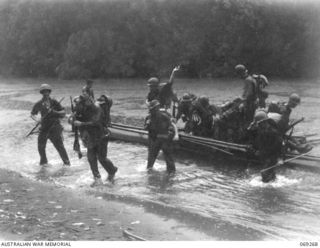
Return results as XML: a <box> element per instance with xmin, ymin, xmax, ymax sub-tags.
<box><xmin>0</xmin><ymin>169</ymin><xmax>211</xmax><ymax>241</ymax></box>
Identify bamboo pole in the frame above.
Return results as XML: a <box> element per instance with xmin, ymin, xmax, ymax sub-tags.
<box><xmin>181</xmin><ymin>136</ymin><xmax>248</xmax><ymax>152</ymax></box>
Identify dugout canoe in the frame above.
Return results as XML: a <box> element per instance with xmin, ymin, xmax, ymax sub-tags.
<box><xmin>109</xmin><ymin>122</ymin><xmax>320</xmax><ymax>172</ymax></box>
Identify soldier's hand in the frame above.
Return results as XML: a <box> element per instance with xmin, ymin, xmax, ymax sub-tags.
<box><xmin>277</xmin><ymin>159</ymin><xmax>284</xmax><ymax>166</ymax></box>
<box><xmin>173</xmin><ymin>65</ymin><xmax>181</xmax><ymax>72</ymax></box>
<box><xmin>74</xmin><ymin>120</ymin><xmax>82</xmax><ymax>127</ymax></box>
<box><xmin>68</xmin><ymin>115</ymin><xmax>75</xmax><ymax>125</ymax></box>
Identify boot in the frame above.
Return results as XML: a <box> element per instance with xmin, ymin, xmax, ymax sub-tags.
<box><xmin>107</xmin><ymin>167</ymin><xmax>118</xmax><ymax>182</ymax></box>
<box><xmin>90</xmin><ymin>177</ymin><xmax>103</xmax><ymax>187</ymax></box>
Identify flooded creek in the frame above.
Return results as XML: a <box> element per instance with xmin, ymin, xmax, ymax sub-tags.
<box><xmin>0</xmin><ymin>77</ymin><xmax>320</xmax><ymax>240</ymax></box>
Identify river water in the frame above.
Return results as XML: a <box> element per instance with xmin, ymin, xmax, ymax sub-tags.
<box><xmin>0</xmin><ymin>77</ymin><xmax>320</xmax><ymax>240</ymax></box>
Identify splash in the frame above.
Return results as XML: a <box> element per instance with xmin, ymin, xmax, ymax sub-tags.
<box><xmin>249</xmin><ymin>175</ymin><xmax>301</xmax><ymax>188</ymax></box>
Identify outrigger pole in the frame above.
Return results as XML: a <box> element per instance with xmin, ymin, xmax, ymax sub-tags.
<box><xmin>260</xmin><ymin>150</ymin><xmax>314</xmax><ymax>173</ymax></box>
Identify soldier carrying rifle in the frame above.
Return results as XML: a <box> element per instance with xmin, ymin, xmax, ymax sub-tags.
<box><xmin>30</xmin><ymin>84</ymin><xmax>70</xmax><ymax>166</ymax></box>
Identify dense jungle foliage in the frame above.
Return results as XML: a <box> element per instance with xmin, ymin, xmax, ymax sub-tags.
<box><xmin>0</xmin><ymin>0</ymin><xmax>319</xmax><ymax>79</ymax></box>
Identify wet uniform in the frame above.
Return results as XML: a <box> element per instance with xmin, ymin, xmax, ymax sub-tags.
<box><xmin>191</xmin><ymin>100</ymin><xmax>219</xmax><ymax>137</ymax></box>
<box><xmin>268</xmin><ymin>102</ymin><xmax>291</xmax><ymax>134</ymax></box>
<box><xmin>76</xmin><ymin>100</ymin><xmax>117</xmax><ymax>179</ymax></box>
<box><xmin>31</xmin><ymin>98</ymin><xmax>70</xmax><ymax>165</ymax></box>
<box><xmin>268</xmin><ymin>102</ymin><xmax>312</xmax><ymax>153</ymax></box>
<box><xmin>254</xmin><ymin>119</ymin><xmax>283</xmax><ymax>182</ymax></box>
<box><xmin>145</xmin><ymin>110</ymin><xmax>176</xmax><ymax>172</ymax></box>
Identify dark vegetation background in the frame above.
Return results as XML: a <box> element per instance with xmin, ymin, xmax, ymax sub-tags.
<box><xmin>0</xmin><ymin>0</ymin><xmax>319</xmax><ymax>79</ymax></box>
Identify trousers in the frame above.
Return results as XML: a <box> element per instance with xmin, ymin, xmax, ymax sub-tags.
<box><xmin>38</xmin><ymin>124</ymin><xmax>70</xmax><ymax>165</ymax></box>
<box><xmin>147</xmin><ymin>137</ymin><xmax>175</xmax><ymax>172</ymax></box>
<box><xmin>87</xmin><ymin>138</ymin><xmax>117</xmax><ymax>178</ymax></box>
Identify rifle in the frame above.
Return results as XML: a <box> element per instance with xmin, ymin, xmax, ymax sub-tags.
<box><xmin>172</xmin><ymin>102</ymin><xmax>177</xmax><ymax>118</ymax></box>
<box><xmin>285</xmin><ymin>117</ymin><xmax>304</xmax><ymax>133</ymax></box>
<box><xmin>26</xmin><ymin>97</ymin><xmax>65</xmax><ymax>137</ymax></box>
<box><xmin>70</xmin><ymin>96</ymin><xmax>82</xmax><ymax>159</ymax></box>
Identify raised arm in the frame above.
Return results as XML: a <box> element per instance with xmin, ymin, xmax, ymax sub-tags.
<box><xmin>168</xmin><ymin>65</ymin><xmax>180</xmax><ymax>85</ymax></box>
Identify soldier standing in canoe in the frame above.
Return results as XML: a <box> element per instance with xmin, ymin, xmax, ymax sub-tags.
<box><xmin>146</xmin><ymin>65</ymin><xmax>180</xmax><ymax>110</ymax></box>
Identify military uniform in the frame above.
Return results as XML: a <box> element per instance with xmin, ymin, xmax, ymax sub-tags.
<box><xmin>31</xmin><ymin>97</ymin><xmax>70</xmax><ymax>165</ymax></box>
<box><xmin>75</xmin><ymin>99</ymin><xmax>117</xmax><ymax>181</ymax></box>
<box><xmin>218</xmin><ymin>98</ymin><xmax>245</xmax><ymax>142</ymax></box>
<box><xmin>82</xmin><ymin>85</ymin><xmax>94</xmax><ymax>101</ymax></box>
<box><xmin>176</xmin><ymin>94</ymin><xmax>196</xmax><ymax>133</ymax></box>
<box><xmin>253</xmin><ymin>116</ymin><xmax>283</xmax><ymax>183</ymax></box>
<box><xmin>191</xmin><ymin>97</ymin><xmax>219</xmax><ymax>137</ymax></box>
<box><xmin>253</xmin><ymin>74</ymin><xmax>269</xmax><ymax>108</ymax></box>
<box><xmin>241</xmin><ymin>75</ymin><xmax>258</xmax><ymax>124</ymax></box>
<box><xmin>147</xmin><ymin>82</ymin><xmax>177</xmax><ymax>109</ymax></box>
<box><xmin>268</xmin><ymin>99</ymin><xmax>312</xmax><ymax>153</ymax></box>
<box><xmin>145</xmin><ymin>101</ymin><xmax>176</xmax><ymax>172</ymax></box>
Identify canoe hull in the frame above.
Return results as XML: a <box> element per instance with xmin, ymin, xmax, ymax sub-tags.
<box><xmin>109</xmin><ymin>123</ymin><xmax>320</xmax><ymax>172</ymax></box>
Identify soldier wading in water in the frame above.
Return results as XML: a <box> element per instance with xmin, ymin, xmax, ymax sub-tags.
<box><xmin>248</xmin><ymin>110</ymin><xmax>284</xmax><ymax>183</ymax></box>
<box><xmin>31</xmin><ymin>84</ymin><xmax>71</xmax><ymax>166</ymax></box>
<box><xmin>144</xmin><ymin>100</ymin><xmax>176</xmax><ymax>174</ymax></box>
<box><xmin>71</xmin><ymin>90</ymin><xmax>117</xmax><ymax>187</ymax></box>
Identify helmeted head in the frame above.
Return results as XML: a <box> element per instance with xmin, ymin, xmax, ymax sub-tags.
<box><xmin>288</xmin><ymin>93</ymin><xmax>301</xmax><ymax>108</ymax></box>
<box><xmin>148</xmin><ymin>99</ymin><xmax>160</xmax><ymax>111</ymax></box>
<box><xmin>235</xmin><ymin>64</ymin><xmax>248</xmax><ymax>78</ymax></box>
<box><xmin>254</xmin><ymin>110</ymin><xmax>269</xmax><ymax>124</ymax></box>
<box><xmin>97</xmin><ymin>94</ymin><xmax>113</xmax><ymax>107</ymax></box>
<box><xmin>180</xmin><ymin>93</ymin><xmax>193</xmax><ymax>103</ymax></box>
<box><xmin>39</xmin><ymin>84</ymin><xmax>52</xmax><ymax>95</ymax></box>
<box><xmin>199</xmin><ymin>96</ymin><xmax>209</xmax><ymax>107</ymax></box>
<box><xmin>147</xmin><ymin>77</ymin><xmax>160</xmax><ymax>89</ymax></box>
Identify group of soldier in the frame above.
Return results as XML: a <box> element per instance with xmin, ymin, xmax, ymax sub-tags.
<box><xmin>29</xmin><ymin>64</ymin><xmax>312</xmax><ymax>186</ymax></box>
<box><xmin>30</xmin><ymin>80</ymin><xmax>117</xmax><ymax>187</ymax></box>
<box><xmin>144</xmin><ymin>64</ymin><xmax>312</xmax><ymax>182</ymax></box>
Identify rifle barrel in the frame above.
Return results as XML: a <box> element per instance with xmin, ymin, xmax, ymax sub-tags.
<box><xmin>26</xmin><ymin>97</ymin><xmax>65</xmax><ymax>138</ymax></box>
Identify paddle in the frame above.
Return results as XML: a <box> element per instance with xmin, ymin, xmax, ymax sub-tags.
<box><xmin>260</xmin><ymin>150</ymin><xmax>314</xmax><ymax>173</ymax></box>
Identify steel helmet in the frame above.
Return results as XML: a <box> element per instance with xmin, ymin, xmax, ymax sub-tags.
<box><xmin>148</xmin><ymin>99</ymin><xmax>160</xmax><ymax>110</ymax></box>
<box><xmin>181</xmin><ymin>93</ymin><xmax>192</xmax><ymax>102</ymax></box>
<box><xmin>254</xmin><ymin>110</ymin><xmax>268</xmax><ymax>123</ymax></box>
<box><xmin>235</xmin><ymin>64</ymin><xmax>247</xmax><ymax>74</ymax></box>
<box><xmin>147</xmin><ymin>77</ymin><xmax>160</xmax><ymax>86</ymax></box>
<box><xmin>199</xmin><ymin>96</ymin><xmax>209</xmax><ymax>106</ymax></box>
<box><xmin>97</xmin><ymin>94</ymin><xmax>113</xmax><ymax>107</ymax></box>
<box><xmin>39</xmin><ymin>84</ymin><xmax>52</xmax><ymax>93</ymax></box>
<box><xmin>289</xmin><ymin>93</ymin><xmax>301</xmax><ymax>104</ymax></box>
